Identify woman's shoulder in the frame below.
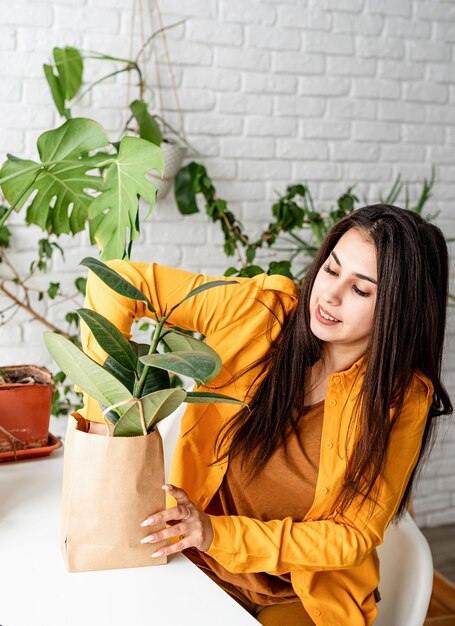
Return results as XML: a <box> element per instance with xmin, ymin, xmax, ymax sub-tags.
<box><xmin>410</xmin><ymin>370</ymin><xmax>434</xmax><ymax>396</ymax></box>
<box><xmin>249</xmin><ymin>272</ymin><xmax>300</xmax><ymax>303</ymax></box>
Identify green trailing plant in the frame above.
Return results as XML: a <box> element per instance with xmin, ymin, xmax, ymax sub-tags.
<box><xmin>174</xmin><ymin>164</ymin><xmax>450</xmax><ymax>285</ymax></box>
<box><xmin>44</xmin><ymin>257</ymin><xmax>245</xmax><ymax>436</ymax></box>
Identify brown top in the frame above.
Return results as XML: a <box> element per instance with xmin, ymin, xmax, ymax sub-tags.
<box><xmin>185</xmin><ymin>401</ymin><xmax>324</xmax><ymax>610</ymax></box>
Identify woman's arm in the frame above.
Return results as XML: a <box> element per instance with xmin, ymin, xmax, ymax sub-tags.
<box><xmin>79</xmin><ymin>259</ymin><xmax>297</xmax><ymax>421</ymax></box>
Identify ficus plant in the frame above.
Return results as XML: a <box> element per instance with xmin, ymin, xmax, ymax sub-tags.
<box><xmin>44</xmin><ymin>257</ymin><xmax>245</xmax><ymax>436</ymax></box>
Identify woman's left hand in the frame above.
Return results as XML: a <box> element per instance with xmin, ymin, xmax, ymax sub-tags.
<box><xmin>140</xmin><ymin>484</ymin><xmax>213</xmax><ymax>558</ymax></box>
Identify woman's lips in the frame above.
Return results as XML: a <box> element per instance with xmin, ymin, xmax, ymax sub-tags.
<box><xmin>315</xmin><ymin>304</ymin><xmax>341</xmax><ymax>326</ymax></box>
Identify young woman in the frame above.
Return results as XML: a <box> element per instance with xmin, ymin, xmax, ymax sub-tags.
<box><xmin>81</xmin><ymin>204</ymin><xmax>452</xmax><ymax>626</ymax></box>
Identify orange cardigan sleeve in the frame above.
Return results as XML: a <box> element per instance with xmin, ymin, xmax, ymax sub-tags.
<box><xmin>205</xmin><ymin>376</ymin><xmax>433</xmax><ymax>575</ymax></box>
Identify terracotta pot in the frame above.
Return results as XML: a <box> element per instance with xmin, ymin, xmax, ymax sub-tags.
<box><xmin>0</xmin><ymin>365</ymin><xmax>53</xmax><ymax>453</ymax></box>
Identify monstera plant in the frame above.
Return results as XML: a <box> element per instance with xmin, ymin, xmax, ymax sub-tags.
<box><xmin>44</xmin><ymin>257</ymin><xmax>244</xmax><ymax>436</ymax></box>
<box><xmin>0</xmin><ymin>117</ymin><xmax>163</xmax><ymax>260</ymax></box>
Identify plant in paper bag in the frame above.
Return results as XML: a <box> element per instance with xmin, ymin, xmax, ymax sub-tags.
<box><xmin>44</xmin><ymin>257</ymin><xmax>245</xmax><ymax>436</ymax></box>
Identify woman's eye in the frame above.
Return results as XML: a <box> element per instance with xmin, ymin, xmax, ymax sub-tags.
<box><xmin>323</xmin><ymin>264</ymin><xmax>337</xmax><ymax>276</ymax></box>
<box><xmin>353</xmin><ymin>285</ymin><xmax>369</xmax><ymax>298</ymax></box>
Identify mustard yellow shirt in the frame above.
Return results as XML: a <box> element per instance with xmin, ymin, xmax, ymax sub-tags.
<box><xmin>80</xmin><ymin>260</ymin><xmax>433</xmax><ymax>626</ymax></box>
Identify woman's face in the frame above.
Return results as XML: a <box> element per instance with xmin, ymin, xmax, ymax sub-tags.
<box><xmin>309</xmin><ymin>228</ymin><xmax>378</xmax><ymax>360</ymax></box>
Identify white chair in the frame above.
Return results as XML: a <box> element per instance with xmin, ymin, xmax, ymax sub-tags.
<box><xmin>158</xmin><ymin>401</ymin><xmax>187</xmax><ymax>479</ymax></box>
<box><xmin>375</xmin><ymin>511</ymin><xmax>434</xmax><ymax>626</ymax></box>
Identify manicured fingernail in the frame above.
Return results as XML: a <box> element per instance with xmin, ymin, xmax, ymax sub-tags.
<box><xmin>151</xmin><ymin>549</ymin><xmax>164</xmax><ymax>558</ymax></box>
<box><xmin>140</xmin><ymin>534</ymin><xmax>155</xmax><ymax>544</ymax></box>
<box><xmin>161</xmin><ymin>484</ymin><xmax>171</xmax><ymax>491</ymax></box>
<box><xmin>141</xmin><ymin>516</ymin><xmax>155</xmax><ymax>527</ymax></box>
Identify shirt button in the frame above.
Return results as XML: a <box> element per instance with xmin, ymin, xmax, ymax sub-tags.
<box><xmin>321</xmin><ymin>487</ymin><xmax>328</xmax><ymax>494</ymax></box>
<box><xmin>333</xmin><ymin>376</ymin><xmax>341</xmax><ymax>384</ymax></box>
<box><xmin>325</xmin><ymin>442</ymin><xmax>333</xmax><ymax>449</ymax></box>
<box><xmin>329</xmin><ymin>399</ymin><xmax>337</xmax><ymax>407</ymax></box>
<box><xmin>313</xmin><ymin>610</ymin><xmax>321</xmax><ymax>617</ymax></box>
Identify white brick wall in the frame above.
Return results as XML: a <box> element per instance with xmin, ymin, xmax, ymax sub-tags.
<box><xmin>0</xmin><ymin>0</ymin><xmax>454</xmax><ymax>527</ymax></box>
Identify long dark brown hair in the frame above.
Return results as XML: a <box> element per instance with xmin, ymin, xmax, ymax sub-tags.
<box><xmin>216</xmin><ymin>204</ymin><xmax>452</xmax><ymax>519</ymax></box>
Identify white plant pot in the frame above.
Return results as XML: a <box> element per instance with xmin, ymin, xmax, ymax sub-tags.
<box><xmin>149</xmin><ymin>141</ymin><xmax>186</xmax><ymax>200</ymax></box>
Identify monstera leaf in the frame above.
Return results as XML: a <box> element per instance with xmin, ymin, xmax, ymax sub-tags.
<box><xmin>52</xmin><ymin>46</ymin><xmax>83</xmax><ymax>101</ymax></box>
<box><xmin>130</xmin><ymin>99</ymin><xmax>162</xmax><ymax>146</ymax></box>
<box><xmin>88</xmin><ymin>136</ymin><xmax>164</xmax><ymax>260</ymax></box>
<box><xmin>0</xmin><ymin>119</ymin><xmax>164</xmax><ymax>256</ymax></box>
<box><xmin>43</xmin><ymin>47</ymin><xmax>83</xmax><ymax>116</ymax></box>
<box><xmin>0</xmin><ymin>118</ymin><xmax>108</xmax><ymax>234</ymax></box>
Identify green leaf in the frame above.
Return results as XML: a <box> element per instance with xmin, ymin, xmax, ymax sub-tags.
<box><xmin>88</xmin><ymin>136</ymin><xmax>164</xmax><ymax>259</ymax></box>
<box><xmin>75</xmin><ymin>276</ymin><xmax>87</xmax><ymax>296</ymax></box>
<box><xmin>65</xmin><ymin>311</ymin><xmax>80</xmax><ymax>327</ymax></box>
<box><xmin>113</xmin><ymin>388</ymin><xmax>186</xmax><ymax>436</ymax></box>
<box><xmin>168</xmin><ymin>279</ymin><xmax>239</xmax><ymax>317</ymax></box>
<box><xmin>47</xmin><ymin>282</ymin><xmax>60</xmax><ymax>299</ymax></box>
<box><xmin>39</xmin><ymin>238</ymin><xmax>53</xmax><ymax>258</ymax></box>
<box><xmin>130</xmin><ymin>100</ymin><xmax>163</xmax><ymax>146</ymax></box>
<box><xmin>77</xmin><ymin>308</ymin><xmax>137</xmax><ymax>371</ymax></box>
<box><xmin>0</xmin><ymin>220</ymin><xmax>11</xmax><ymax>248</ymax></box>
<box><xmin>103</xmin><ymin>356</ymin><xmax>136</xmax><ymax>394</ymax></box>
<box><xmin>185</xmin><ymin>391</ymin><xmax>246</xmax><ymax>406</ymax></box>
<box><xmin>131</xmin><ymin>341</ymin><xmax>171</xmax><ymax>395</ymax></box>
<box><xmin>268</xmin><ymin>260</ymin><xmax>294</xmax><ymax>280</ymax></box>
<box><xmin>170</xmin><ymin>374</ymin><xmax>184</xmax><ymax>388</ymax></box>
<box><xmin>224</xmin><ymin>267</ymin><xmax>239</xmax><ymax>277</ymax></box>
<box><xmin>53</xmin><ymin>370</ymin><xmax>66</xmax><ymax>384</ymax></box>
<box><xmin>0</xmin><ymin>118</ymin><xmax>108</xmax><ymax>235</ymax></box>
<box><xmin>80</xmin><ymin>257</ymin><xmax>156</xmax><ymax>314</ymax></box>
<box><xmin>238</xmin><ymin>265</ymin><xmax>264</xmax><ymax>278</ymax></box>
<box><xmin>162</xmin><ymin>331</ymin><xmax>222</xmax><ymax>382</ymax></box>
<box><xmin>43</xmin><ymin>63</ymin><xmax>66</xmax><ymax>116</ymax></box>
<box><xmin>53</xmin><ymin>47</ymin><xmax>83</xmax><ymax>101</ymax></box>
<box><xmin>43</xmin><ymin>331</ymin><xmax>132</xmax><ymax>411</ymax></box>
<box><xmin>246</xmin><ymin>245</ymin><xmax>256</xmax><ymax>263</ymax></box>
<box><xmin>139</xmin><ymin>351</ymin><xmax>219</xmax><ymax>386</ymax></box>
<box><xmin>174</xmin><ymin>161</ymin><xmax>202</xmax><ymax>215</ymax></box>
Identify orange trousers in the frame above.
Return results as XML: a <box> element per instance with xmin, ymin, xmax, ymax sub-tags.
<box><xmin>255</xmin><ymin>602</ymin><xmax>316</xmax><ymax>625</ymax></box>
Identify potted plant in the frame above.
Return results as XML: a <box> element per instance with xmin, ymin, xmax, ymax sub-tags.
<box><xmin>43</xmin><ymin>37</ymin><xmax>193</xmax><ymax>201</ymax></box>
<box><xmin>43</xmin><ymin>256</ymin><xmax>244</xmax><ymax>571</ymax></box>
<box><xmin>0</xmin><ymin>365</ymin><xmax>55</xmax><ymax>459</ymax></box>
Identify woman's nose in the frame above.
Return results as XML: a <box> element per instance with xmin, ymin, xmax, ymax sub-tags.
<box><xmin>322</xmin><ymin>286</ymin><xmax>341</xmax><ymax>305</ymax></box>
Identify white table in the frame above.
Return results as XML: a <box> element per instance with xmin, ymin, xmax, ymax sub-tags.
<box><xmin>0</xmin><ymin>422</ymin><xmax>257</xmax><ymax>626</ymax></box>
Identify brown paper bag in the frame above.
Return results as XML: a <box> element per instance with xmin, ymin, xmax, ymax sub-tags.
<box><xmin>61</xmin><ymin>413</ymin><xmax>167</xmax><ymax>572</ymax></box>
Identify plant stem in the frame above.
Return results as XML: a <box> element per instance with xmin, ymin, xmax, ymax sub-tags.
<box><xmin>133</xmin><ymin>316</ymin><xmax>166</xmax><ymax>397</ymax></box>
<box><xmin>0</xmin><ymin>205</ymin><xmax>14</xmax><ymax>228</ymax></box>
<box><xmin>72</xmin><ymin>66</ymin><xmax>139</xmax><ymax>106</ymax></box>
